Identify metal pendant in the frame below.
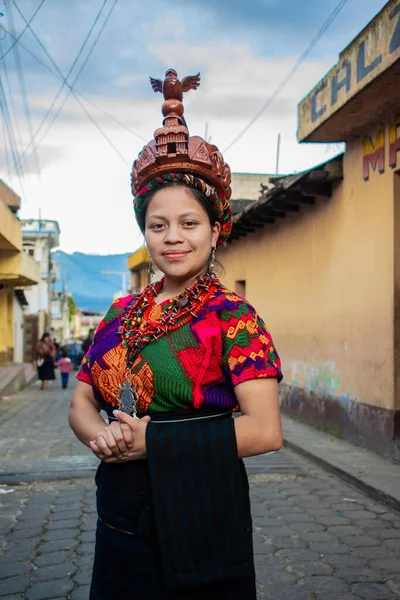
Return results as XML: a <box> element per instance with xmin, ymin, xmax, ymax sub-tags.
<box><xmin>116</xmin><ymin>379</ymin><xmax>140</xmax><ymax>419</ymax></box>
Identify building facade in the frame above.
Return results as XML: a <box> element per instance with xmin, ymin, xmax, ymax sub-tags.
<box><xmin>220</xmin><ymin>0</ymin><xmax>400</xmax><ymax>458</ymax></box>
<box><xmin>21</xmin><ymin>219</ymin><xmax>60</xmax><ymax>338</ymax></box>
<box><xmin>0</xmin><ymin>182</ymin><xmax>40</xmax><ymax>364</ymax></box>
<box><xmin>50</xmin><ymin>290</ymin><xmax>71</xmax><ymax>344</ymax></box>
<box><xmin>231</xmin><ymin>173</ymin><xmax>276</xmax><ymax>201</ymax></box>
<box><xmin>72</xmin><ymin>309</ymin><xmax>105</xmax><ymax>340</ymax></box>
<box><xmin>128</xmin><ymin>246</ymin><xmax>153</xmax><ymax>293</ymax></box>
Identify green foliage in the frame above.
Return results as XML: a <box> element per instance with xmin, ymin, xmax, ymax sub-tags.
<box><xmin>68</xmin><ymin>294</ymin><xmax>76</xmax><ymax>323</ymax></box>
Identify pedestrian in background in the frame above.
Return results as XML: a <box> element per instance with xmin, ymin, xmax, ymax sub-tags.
<box><xmin>36</xmin><ymin>333</ymin><xmax>56</xmax><ymax>390</ymax></box>
<box><xmin>69</xmin><ymin>69</ymin><xmax>283</xmax><ymax>599</ymax></box>
<box><xmin>53</xmin><ymin>338</ymin><xmax>62</xmax><ymax>362</ymax></box>
<box><xmin>81</xmin><ymin>328</ymin><xmax>95</xmax><ymax>355</ymax></box>
<box><xmin>55</xmin><ymin>350</ymin><xmax>73</xmax><ymax>389</ymax></box>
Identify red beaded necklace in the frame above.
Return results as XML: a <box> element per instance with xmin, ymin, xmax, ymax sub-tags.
<box><xmin>120</xmin><ymin>273</ymin><xmax>220</xmax><ymax>360</ymax></box>
<box><xmin>116</xmin><ymin>273</ymin><xmax>220</xmax><ymax>416</ymax></box>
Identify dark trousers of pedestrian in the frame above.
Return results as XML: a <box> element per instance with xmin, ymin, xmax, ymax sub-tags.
<box><xmin>61</xmin><ymin>372</ymin><xmax>69</xmax><ymax>389</ymax></box>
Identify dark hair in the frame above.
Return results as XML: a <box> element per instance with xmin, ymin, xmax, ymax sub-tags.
<box><xmin>61</xmin><ymin>349</ymin><xmax>68</xmax><ymax>358</ymax></box>
<box><xmin>41</xmin><ymin>332</ymin><xmax>50</xmax><ymax>342</ymax></box>
<box><xmin>136</xmin><ymin>182</ymin><xmax>220</xmax><ymax>232</ymax></box>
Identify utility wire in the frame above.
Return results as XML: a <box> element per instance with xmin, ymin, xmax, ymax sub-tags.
<box><xmin>0</xmin><ymin>69</ymin><xmax>12</xmax><ymax>174</ymax></box>
<box><xmin>1</xmin><ymin>24</ymin><xmax>147</xmax><ymax>143</ymax></box>
<box><xmin>0</xmin><ymin>70</ymin><xmax>26</xmax><ymax>196</ymax></box>
<box><xmin>0</xmin><ymin>0</ymin><xmax>45</xmax><ymax>60</ymax></box>
<box><xmin>80</xmin><ymin>95</ymin><xmax>147</xmax><ymax>142</ymax></box>
<box><xmin>0</xmin><ymin>59</ymin><xmax>21</xmax><ymax>176</ymax></box>
<box><xmin>10</xmin><ymin>0</ymin><xmax>127</xmax><ymax>171</ymax></box>
<box><xmin>223</xmin><ymin>0</ymin><xmax>351</xmax><ymax>153</ymax></box>
<box><xmin>10</xmin><ymin>0</ymin><xmax>127</xmax><ymax>170</ymax></box>
<box><xmin>10</xmin><ymin>0</ymin><xmax>127</xmax><ymax>167</ymax></box>
<box><xmin>8</xmin><ymin>0</ymin><xmax>109</xmax><ymax>177</ymax></box>
<box><xmin>7</xmin><ymin>0</ymin><xmax>42</xmax><ymax>177</ymax></box>
<box><xmin>0</xmin><ymin>37</ymin><xmax>25</xmax><ymax>168</ymax></box>
<box><xmin>30</xmin><ymin>0</ymin><xmax>127</xmax><ymax>163</ymax></box>
<box><xmin>1</xmin><ymin>110</ymin><xmax>12</xmax><ymax>175</ymax></box>
<box><xmin>8</xmin><ymin>0</ymin><xmax>124</xmax><ymax>173</ymax></box>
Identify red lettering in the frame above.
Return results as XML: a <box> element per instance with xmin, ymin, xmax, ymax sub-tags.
<box><xmin>389</xmin><ymin>115</ymin><xmax>400</xmax><ymax>169</ymax></box>
<box><xmin>362</xmin><ymin>125</ymin><xmax>385</xmax><ymax>181</ymax></box>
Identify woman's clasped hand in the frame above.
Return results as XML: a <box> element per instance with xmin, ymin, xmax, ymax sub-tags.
<box><xmin>89</xmin><ymin>411</ymin><xmax>151</xmax><ymax>463</ymax></box>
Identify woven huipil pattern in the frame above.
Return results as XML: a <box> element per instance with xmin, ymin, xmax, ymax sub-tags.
<box><xmin>77</xmin><ymin>286</ymin><xmax>282</xmax><ymax>413</ymax></box>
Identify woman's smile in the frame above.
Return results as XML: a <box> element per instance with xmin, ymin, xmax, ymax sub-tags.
<box><xmin>162</xmin><ymin>250</ymin><xmax>190</xmax><ymax>260</ymax></box>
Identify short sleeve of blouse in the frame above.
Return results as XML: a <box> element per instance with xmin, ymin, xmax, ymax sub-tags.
<box><xmin>76</xmin><ymin>295</ymin><xmax>134</xmax><ymax>387</ymax></box>
<box><xmin>76</xmin><ymin>352</ymin><xmax>93</xmax><ymax>386</ymax></box>
<box><xmin>220</xmin><ymin>294</ymin><xmax>283</xmax><ymax>387</ymax></box>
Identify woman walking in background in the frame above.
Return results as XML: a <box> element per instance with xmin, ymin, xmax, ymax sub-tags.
<box><xmin>69</xmin><ymin>69</ymin><xmax>283</xmax><ymax>599</ymax></box>
<box><xmin>36</xmin><ymin>332</ymin><xmax>56</xmax><ymax>390</ymax></box>
<box><xmin>55</xmin><ymin>349</ymin><xmax>73</xmax><ymax>389</ymax></box>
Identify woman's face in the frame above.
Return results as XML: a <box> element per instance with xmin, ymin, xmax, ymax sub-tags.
<box><xmin>145</xmin><ymin>186</ymin><xmax>221</xmax><ymax>284</ymax></box>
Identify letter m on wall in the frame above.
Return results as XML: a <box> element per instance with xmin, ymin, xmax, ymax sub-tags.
<box><xmin>389</xmin><ymin>115</ymin><xmax>400</xmax><ymax>169</ymax></box>
<box><xmin>363</xmin><ymin>125</ymin><xmax>385</xmax><ymax>181</ymax></box>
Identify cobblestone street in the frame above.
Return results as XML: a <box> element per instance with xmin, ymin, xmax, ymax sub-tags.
<box><xmin>1</xmin><ymin>380</ymin><xmax>400</xmax><ymax>599</ymax></box>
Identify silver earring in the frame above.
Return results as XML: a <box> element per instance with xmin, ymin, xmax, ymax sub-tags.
<box><xmin>147</xmin><ymin>260</ymin><xmax>155</xmax><ymax>276</ymax></box>
<box><xmin>209</xmin><ymin>247</ymin><xmax>216</xmax><ymax>273</ymax></box>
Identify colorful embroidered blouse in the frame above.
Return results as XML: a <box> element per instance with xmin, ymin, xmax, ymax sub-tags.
<box><xmin>77</xmin><ymin>286</ymin><xmax>282</xmax><ymax>413</ymax></box>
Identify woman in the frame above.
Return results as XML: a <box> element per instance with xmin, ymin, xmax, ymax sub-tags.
<box><xmin>36</xmin><ymin>332</ymin><xmax>56</xmax><ymax>390</ymax></box>
<box><xmin>69</xmin><ymin>69</ymin><xmax>283</xmax><ymax>600</ymax></box>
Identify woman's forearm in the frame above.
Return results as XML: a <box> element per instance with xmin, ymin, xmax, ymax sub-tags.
<box><xmin>234</xmin><ymin>414</ymin><xmax>283</xmax><ymax>458</ymax></box>
<box><xmin>68</xmin><ymin>403</ymin><xmax>107</xmax><ymax>447</ymax></box>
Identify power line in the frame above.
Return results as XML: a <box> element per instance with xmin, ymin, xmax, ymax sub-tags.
<box><xmin>0</xmin><ymin>70</ymin><xmax>12</xmax><ymax>175</ymax></box>
<box><xmin>1</xmin><ymin>109</ymin><xmax>12</xmax><ymax>175</ymax></box>
<box><xmin>7</xmin><ymin>0</ymin><xmax>42</xmax><ymax>177</ymax></box>
<box><xmin>8</xmin><ymin>0</ymin><xmax>109</xmax><ymax>177</ymax></box>
<box><xmin>12</xmin><ymin>0</ymin><xmax>126</xmax><ymax>170</ymax></box>
<box><xmin>35</xmin><ymin>0</ymin><xmax>124</xmax><ymax>158</ymax></box>
<box><xmin>0</xmin><ymin>69</ymin><xmax>26</xmax><ymax>196</ymax></box>
<box><xmin>80</xmin><ymin>95</ymin><xmax>147</xmax><ymax>142</ymax></box>
<box><xmin>1</xmin><ymin>24</ymin><xmax>147</xmax><ymax>143</ymax></box>
<box><xmin>10</xmin><ymin>0</ymin><xmax>128</xmax><ymax>166</ymax></box>
<box><xmin>39</xmin><ymin>0</ymin><xmax>117</xmax><ymax>110</ymax></box>
<box><xmin>0</xmin><ymin>0</ymin><xmax>45</xmax><ymax>60</ymax></box>
<box><xmin>0</xmin><ymin>37</ymin><xmax>25</xmax><ymax>167</ymax></box>
<box><xmin>223</xmin><ymin>0</ymin><xmax>351</xmax><ymax>153</ymax></box>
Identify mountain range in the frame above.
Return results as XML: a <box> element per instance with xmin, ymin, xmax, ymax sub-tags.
<box><xmin>52</xmin><ymin>250</ymin><xmax>132</xmax><ymax>313</ymax></box>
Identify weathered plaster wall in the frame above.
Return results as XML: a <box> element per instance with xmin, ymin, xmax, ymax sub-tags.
<box><xmin>220</xmin><ymin>119</ymin><xmax>398</xmax><ymax>454</ymax></box>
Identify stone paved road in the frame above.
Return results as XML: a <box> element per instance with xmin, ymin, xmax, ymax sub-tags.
<box><xmin>1</xmin><ymin>380</ymin><xmax>400</xmax><ymax>599</ymax></box>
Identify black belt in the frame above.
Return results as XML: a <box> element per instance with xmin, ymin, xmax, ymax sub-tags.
<box><xmin>106</xmin><ymin>406</ymin><xmax>231</xmax><ymax>424</ymax></box>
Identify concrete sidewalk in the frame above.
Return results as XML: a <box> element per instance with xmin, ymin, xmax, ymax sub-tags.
<box><xmin>281</xmin><ymin>415</ymin><xmax>400</xmax><ymax>512</ymax></box>
<box><xmin>0</xmin><ymin>363</ymin><xmax>36</xmax><ymax>398</ymax></box>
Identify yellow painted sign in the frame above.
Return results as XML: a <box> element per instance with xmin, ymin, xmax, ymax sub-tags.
<box><xmin>362</xmin><ymin>115</ymin><xmax>400</xmax><ymax>180</ymax></box>
<box><xmin>298</xmin><ymin>0</ymin><xmax>400</xmax><ymax>142</ymax></box>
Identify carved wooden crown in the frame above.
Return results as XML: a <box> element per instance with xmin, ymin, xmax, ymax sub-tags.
<box><xmin>131</xmin><ymin>69</ymin><xmax>231</xmax><ymax>200</ymax></box>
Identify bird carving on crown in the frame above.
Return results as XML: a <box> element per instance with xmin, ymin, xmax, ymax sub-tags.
<box><xmin>150</xmin><ymin>69</ymin><xmax>201</xmax><ymax>101</ymax></box>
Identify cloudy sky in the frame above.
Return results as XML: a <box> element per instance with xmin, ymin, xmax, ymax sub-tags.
<box><xmin>0</xmin><ymin>0</ymin><xmax>386</xmax><ymax>255</ymax></box>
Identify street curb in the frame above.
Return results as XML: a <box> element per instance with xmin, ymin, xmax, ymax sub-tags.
<box><xmin>0</xmin><ymin>469</ymin><xmax>97</xmax><ymax>485</ymax></box>
<box><xmin>283</xmin><ymin>438</ymin><xmax>400</xmax><ymax>514</ymax></box>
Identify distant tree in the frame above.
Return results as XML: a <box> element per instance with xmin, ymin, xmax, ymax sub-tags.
<box><xmin>68</xmin><ymin>294</ymin><xmax>76</xmax><ymax>324</ymax></box>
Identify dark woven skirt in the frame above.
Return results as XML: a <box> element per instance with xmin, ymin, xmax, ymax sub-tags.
<box><xmin>37</xmin><ymin>356</ymin><xmax>55</xmax><ymax>381</ymax></box>
<box><xmin>90</xmin><ymin>458</ymin><xmax>256</xmax><ymax>600</ymax></box>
